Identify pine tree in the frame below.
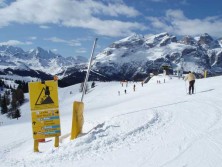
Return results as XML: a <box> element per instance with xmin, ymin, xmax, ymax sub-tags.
<box><xmin>12</xmin><ymin>88</ymin><xmax>24</xmax><ymax>105</ymax></box>
<box><xmin>9</xmin><ymin>88</ymin><xmax>23</xmax><ymax>119</ymax></box>
<box><xmin>17</xmin><ymin>88</ymin><xmax>24</xmax><ymax>104</ymax></box>
<box><xmin>14</xmin><ymin>108</ymin><xmax>21</xmax><ymax>120</ymax></box>
<box><xmin>7</xmin><ymin>110</ymin><xmax>13</xmax><ymax>119</ymax></box>
<box><xmin>5</xmin><ymin>92</ymin><xmax>10</xmax><ymax>106</ymax></box>
<box><xmin>10</xmin><ymin>94</ymin><xmax>18</xmax><ymax>111</ymax></box>
<box><xmin>16</xmin><ymin>81</ymin><xmax>28</xmax><ymax>93</ymax></box>
<box><xmin>0</xmin><ymin>79</ymin><xmax>4</xmax><ymax>87</ymax></box>
<box><xmin>1</xmin><ymin>95</ymin><xmax>8</xmax><ymax>114</ymax></box>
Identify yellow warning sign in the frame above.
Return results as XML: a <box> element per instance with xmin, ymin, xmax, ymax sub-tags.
<box><xmin>29</xmin><ymin>80</ymin><xmax>61</xmax><ymax>140</ymax></box>
<box><xmin>29</xmin><ymin>81</ymin><xmax>59</xmax><ymax>110</ymax></box>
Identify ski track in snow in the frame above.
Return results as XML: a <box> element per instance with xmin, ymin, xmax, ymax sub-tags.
<box><xmin>0</xmin><ymin>101</ymin><xmax>174</xmax><ymax>167</ymax></box>
<box><xmin>156</xmin><ymin>97</ymin><xmax>222</xmax><ymax>167</ymax></box>
<box><xmin>2</xmin><ymin>110</ymin><xmax>169</xmax><ymax>167</ymax></box>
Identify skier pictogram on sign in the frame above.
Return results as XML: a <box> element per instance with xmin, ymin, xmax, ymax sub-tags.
<box><xmin>35</xmin><ymin>86</ymin><xmax>54</xmax><ymax>105</ymax></box>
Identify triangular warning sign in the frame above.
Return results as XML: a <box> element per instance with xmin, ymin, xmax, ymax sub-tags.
<box><xmin>35</xmin><ymin>87</ymin><xmax>54</xmax><ymax>105</ymax></box>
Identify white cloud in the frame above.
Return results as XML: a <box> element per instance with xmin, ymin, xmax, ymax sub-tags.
<box><xmin>0</xmin><ymin>0</ymin><xmax>144</xmax><ymax>37</ymax></box>
<box><xmin>63</xmin><ymin>17</ymin><xmax>145</xmax><ymax>37</ymax></box>
<box><xmin>39</xmin><ymin>25</ymin><xmax>50</xmax><ymax>29</ymax></box>
<box><xmin>45</xmin><ymin>37</ymin><xmax>82</xmax><ymax>47</ymax></box>
<box><xmin>146</xmin><ymin>9</ymin><xmax>222</xmax><ymax>37</ymax></box>
<box><xmin>0</xmin><ymin>40</ymin><xmax>32</xmax><ymax>46</ymax></box>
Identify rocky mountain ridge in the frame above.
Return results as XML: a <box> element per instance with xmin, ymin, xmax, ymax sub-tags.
<box><xmin>91</xmin><ymin>32</ymin><xmax>222</xmax><ymax>80</ymax></box>
<box><xmin>0</xmin><ymin>45</ymin><xmax>87</xmax><ymax>75</ymax></box>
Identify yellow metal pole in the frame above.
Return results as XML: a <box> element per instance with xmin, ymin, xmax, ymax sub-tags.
<box><xmin>54</xmin><ymin>136</ymin><xmax>59</xmax><ymax>147</ymax></box>
<box><xmin>204</xmin><ymin>70</ymin><xmax>207</xmax><ymax>78</ymax></box>
<box><xmin>34</xmin><ymin>140</ymin><xmax>39</xmax><ymax>152</ymax></box>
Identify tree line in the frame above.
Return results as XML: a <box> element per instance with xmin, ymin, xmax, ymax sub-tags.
<box><xmin>0</xmin><ymin>79</ymin><xmax>25</xmax><ymax>119</ymax></box>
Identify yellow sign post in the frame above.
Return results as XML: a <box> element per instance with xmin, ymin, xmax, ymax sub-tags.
<box><xmin>29</xmin><ymin>80</ymin><xmax>61</xmax><ymax>152</ymax></box>
<box><xmin>70</xmin><ymin>101</ymin><xmax>84</xmax><ymax>140</ymax></box>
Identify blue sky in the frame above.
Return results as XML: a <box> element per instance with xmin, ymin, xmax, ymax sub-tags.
<box><xmin>0</xmin><ymin>0</ymin><xmax>222</xmax><ymax>58</ymax></box>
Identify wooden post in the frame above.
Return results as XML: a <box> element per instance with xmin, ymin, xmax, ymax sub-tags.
<box><xmin>34</xmin><ymin>140</ymin><xmax>39</xmax><ymax>152</ymax></box>
<box><xmin>54</xmin><ymin>136</ymin><xmax>59</xmax><ymax>147</ymax></box>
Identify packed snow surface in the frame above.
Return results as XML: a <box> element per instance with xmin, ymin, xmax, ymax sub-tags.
<box><xmin>1</xmin><ymin>75</ymin><xmax>222</xmax><ymax>167</ymax></box>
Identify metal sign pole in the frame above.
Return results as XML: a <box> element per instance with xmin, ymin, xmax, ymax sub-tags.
<box><xmin>81</xmin><ymin>38</ymin><xmax>98</xmax><ymax>102</ymax></box>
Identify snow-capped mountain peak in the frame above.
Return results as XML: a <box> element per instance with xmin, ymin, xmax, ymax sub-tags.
<box><xmin>0</xmin><ymin>45</ymin><xmax>25</xmax><ymax>55</ymax></box>
<box><xmin>0</xmin><ymin>45</ymin><xmax>87</xmax><ymax>75</ymax></box>
<box><xmin>196</xmin><ymin>33</ymin><xmax>220</xmax><ymax>49</ymax></box>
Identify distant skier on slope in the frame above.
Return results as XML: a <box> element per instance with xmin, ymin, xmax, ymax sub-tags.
<box><xmin>184</xmin><ymin>71</ymin><xmax>196</xmax><ymax>94</ymax></box>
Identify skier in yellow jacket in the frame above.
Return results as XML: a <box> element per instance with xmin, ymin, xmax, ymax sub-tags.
<box><xmin>184</xmin><ymin>71</ymin><xmax>196</xmax><ymax>94</ymax></box>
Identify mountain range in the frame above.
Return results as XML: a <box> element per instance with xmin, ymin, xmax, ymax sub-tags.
<box><xmin>0</xmin><ymin>45</ymin><xmax>87</xmax><ymax>74</ymax></box>
<box><xmin>91</xmin><ymin>32</ymin><xmax>222</xmax><ymax>80</ymax></box>
<box><xmin>1</xmin><ymin>32</ymin><xmax>222</xmax><ymax>86</ymax></box>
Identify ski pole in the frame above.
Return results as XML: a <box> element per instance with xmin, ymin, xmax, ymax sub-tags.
<box><xmin>194</xmin><ymin>80</ymin><xmax>196</xmax><ymax>94</ymax></box>
<box><xmin>185</xmin><ymin>81</ymin><xmax>187</xmax><ymax>94</ymax></box>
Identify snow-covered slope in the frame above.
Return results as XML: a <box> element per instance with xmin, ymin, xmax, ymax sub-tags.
<box><xmin>1</xmin><ymin>75</ymin><xmax>222</xmax><ymax>167</ymax></box>
<box><xmin>0</xmin><ymin>45</ymin><xmax>87</xmax><ymax>75</ymax></box>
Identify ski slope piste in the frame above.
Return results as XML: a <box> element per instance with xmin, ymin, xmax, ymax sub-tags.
<box><xmin>1</xmin><ymin>75</ymin><xmax>222</xmax><ymax>167</ymax></box>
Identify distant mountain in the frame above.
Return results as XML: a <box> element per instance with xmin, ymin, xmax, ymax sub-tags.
<box><xmin>0</xmin><ymin>45</ymin><xmax>87</xmax><ymax>75</ymax></box>
<box><xmin>91</xmin><ymin>32</ymin><xmax>222</xmax><ymax>80</ymax></box>
<box><xmin>0</xmin><ymin>45</ymin><xmax>110</xmax><ymax>87</ymax></box>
